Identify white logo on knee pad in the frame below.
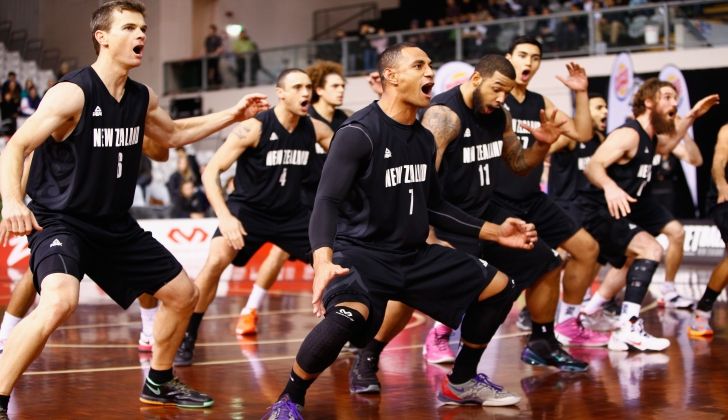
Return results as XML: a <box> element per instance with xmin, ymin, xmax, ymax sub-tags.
<box><xmin>336</xmin><ymin>308</ymin><xmax>354</xmax><ymax>321</ymax></box>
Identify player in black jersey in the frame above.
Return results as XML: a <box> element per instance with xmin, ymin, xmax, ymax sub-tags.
<box><xmin>342</xmin><ymin>55</ymin><xmax>586</xmax><ymax>396</ymax></box>
<box><xmin>0</xmin><ymin>1</ymin><xmax>270</xmax><ymax>416</ymax></box>
<box><xmin>689</xmin><ymin>123</ymin><xmax>728</xmax><ymax>337</ymax></box>
<box><xmin>263</xmin><ymin>43</ymin><xmax>546</xmax><ymax>419</ymax></box>
<box><xmin>497</xmin><ymin>36</ymin><xmax>605</xmax><ymax>348</ymax></box>
<box><xmin>173</xmin><ymin>69</ymin><xmax>334</xmax><ymax>366</ymax></box>
<box><xmin>235</xmin><ymin>61</ymin><xmax>352</xmax><ymax>337</ymax></box>
<box><xmin>578</xmin><ymin>78</ymin><xmax>718</xmax><ymax>351</ymax></box>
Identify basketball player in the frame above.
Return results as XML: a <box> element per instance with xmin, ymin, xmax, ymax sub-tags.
<box><xmin>497</xmin><ymin>36</ymin><xmax>605</xmax><ymax>345</ymax></box>
<box><xmin>263</xmin><ymin>43</ymin><xmax>558</xmax><ymax>419</ymax></box>
<box><xmin>577</xmin><ymin>78</ymin><xmax>717</xmax><ymax>351</ymax></box>
<box><xmin>689</xmin><ymin>123</ymin><xmax>728</xmax><ymax>336</ymax></box>
<box><xmin>344</xmin><ymin>55</ymin><xmax>586</xmax><ymax>400</ymax></box>
<box><xmin>0</xmin><ymin>1</ymin><xmax>269</xmax><ymax>416</ymax></box>
<box><xmin>235</xmin><ymin>61</ymin><xmax>350</xmax><ymax>336</ymax></box>
<box><xmin>174</xmin><ymin>69</ymin><xmax>333</xmax><ymax>366</ymax></box>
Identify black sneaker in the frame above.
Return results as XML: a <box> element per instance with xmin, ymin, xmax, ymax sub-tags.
<box><xmin>140</xmin><ymin>376</ymin><xmax>214</xmax><ymax>408</ymax></box>
<box><xmin>0</xmin><ymin>407</ymin><xmax>9</xmax><ymax>420</ymax></box>
<box><xmin>174</xmin><ymin>333</ymin><xmax>196</xmax><ymax>367</ymax></box>
<box><xmin>604</xmin><ymin>298</ymin><xmax>620</xmax><ymax>318</ymax></box>
<box><xmin>521</xmin><ymin>339</ymin><xmax>589</xmax><ymax>372</ymax></box>
<box><xmin>349</xmin><ymin>351</ymin><xmax>381</xmax><ymax>393</ymax></box>
<box><xmin>516</xmin><ymin>307</ymin><xmax>532</xmax><ymax>331</ymax></box>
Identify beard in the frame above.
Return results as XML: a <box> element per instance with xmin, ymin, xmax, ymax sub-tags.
<box><xmin>651</xmin><ymin>109</ymin><xmax>676</xmax><ymax>136</ymax></box>
<box><xmin>472</xmin><ymin>87</ymin><xmax>486</xmax><ymax>113</ymax></box>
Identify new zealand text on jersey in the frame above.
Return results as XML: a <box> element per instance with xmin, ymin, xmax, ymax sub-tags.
<box><xmin>463</xmin><ymin>140</ymin><xmax>503</xmax><ymax>164</ymax></box>
<box><xmin>385</xmin><ymin>164</ymin><xmax>427</xmax><ymax>188</ymax></box>
<box><xmin>265</xmin><ymin>149</ymin><xmax>310</xmax><ymax>166</ymax></box>
<box><xmin>512</xmin><ymin>118</ymin><xmax>540</xmax><ymax>134</ymax></box>
<box><xmin>93</xmin><ymin>127</ymin><xmax>141</xmax><ymax>147</ymax></box>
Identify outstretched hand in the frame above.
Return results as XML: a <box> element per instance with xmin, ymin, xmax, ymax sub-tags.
<box><xmin>232</xmin><ymin>93</ymin><xmax>270</xmax><ymax>122</ymax></box>
<box><xmin>312</xmin><ymin>260</ymin><xmax>350</xmax><ymax>318</ymax></box>
<box><xmin>522</xmin><ymin>109</ymin><xmax>568</xmax><ymax>145</ymax></box>
<box><xmin>555</xmin><ymin>62</ymin><xmax>588</xmax><ymax>92</ymax></box>
<box><xmin>689</xmin><ymin>94</ymin><xmax>720</xmax><ymax>119</ymax></box>
<box><xmin>497</xmin><ymin>217</ymin><xmax>537</xmax><ymax>250</ymax></box>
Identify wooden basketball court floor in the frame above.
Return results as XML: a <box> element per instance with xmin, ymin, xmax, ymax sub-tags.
<box><xmin>1</xmin><ymin>264</ymin><xmax>727</xmax><ymax>419</ymax></box>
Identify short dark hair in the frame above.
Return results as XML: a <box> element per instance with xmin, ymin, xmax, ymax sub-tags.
<box><xmin>277</xmin><ymin>68</ymin><xmax>307</xmax><ymax>88</ymax></box>
<box><xmin>588</xmin><ymin>92</ymin><xmax>605</xmax><ymax>101</ymax></box>
<box><xmin>7</xmin><ymin>72</ymin><xmax>15</xmax><ymax>77</ymax></box>
<box><xmin>507</xmin><ymin>36</ymin><xmax>542</xmax><ymax>56</ymax></box>
<box><xmin>210</xmin><ymin>24</ymin><xmax>217</xmax><ymax>31</ymax></box>
<box><xmin>474</xmin><ymin>55</ymin><xmax>515</xmax><ymax>80</ymax></box>
<box><xmin>376</xmin><ymin>42</ymin><xmax>419</xmax><ymax>88</ymax></box>
<box><xmin>632</xmin><ymin>77</ymin><xmax>676</xmax><ymax>117</ymax></box>
<box><xmin>90</xmin><ymin>0</ymin><xmax>147</xmax><ymax>56</ymax></box>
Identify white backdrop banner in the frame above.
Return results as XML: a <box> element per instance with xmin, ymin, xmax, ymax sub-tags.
<box><xmin>607</xmin><ymin>53</ymin><xmax>635</xmax><ymax>133</ymax></box>
<box><xmin>433</xmin><ymin>61</ymin><xmax>475</xmax><ymax>96</ymax></box>
<box><xmin>659</xmin><ymin>64</ymin><xmax>698</xmax><ymax>209</ymax></box>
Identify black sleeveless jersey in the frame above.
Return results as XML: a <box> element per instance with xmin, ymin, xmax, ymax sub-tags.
<box><xmin>705</xmin><ymin>167</ymin><xmax>727</xmax><ymax>213</ymax></box>
<box><xmin>584</xmin><ymin>119</ymin><xmax>655</xmax><ymax>200</ymax></box>
<box><xmin>431</xmin><ymin>87</ymin><xmax>506</xmax><ymax>216</ymax></box>
<box><xmin>304</xmin><ymin>106</ymin><xmax>348</xmax><ymax>188</ymax></box>
<box><xmin>27</xmin><ymin>67</ymin><xmax>148</xmax><ymax>217</ymax></box>
<box><xmin>495</xmin><ymin>90</ymin><xmax>545</xmax><ymax>200</ymax></box>
<box><xmin>334</xmin><ymin>103</ymin><xmax>436</xmax><ymax>250</ymax></box>
<box><xmin>230</xmin><ymin>108</ymin><xmax>316</xmax><ymax>216</ymax></box>
<box><xmin>549</xmin><ymin>134</ymin><xmax>601</xmax><ymax>201</ymax></box>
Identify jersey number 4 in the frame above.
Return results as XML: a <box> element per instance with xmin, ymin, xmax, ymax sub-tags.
<box><xmin>279</xmin><ymin>168</ymin><xmax>287</xmax><ymax>186</ymax></box>
<box><xmin>478</xmin><ymin>164</ymin><xmax>491</xmax><ymax>186</ymax></box>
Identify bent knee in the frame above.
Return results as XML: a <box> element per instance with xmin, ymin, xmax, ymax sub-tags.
<box><xmin>39</xmin><ymin>298</ymin><xmax>77</xmax><ymax>325</ymax></box>
<box><xmin>664</xmin><ymin>222</ymin><xmax>686</xmax><ymax>243</ymax></box>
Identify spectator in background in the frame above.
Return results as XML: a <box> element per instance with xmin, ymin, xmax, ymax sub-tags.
<box><xmin>19</xmin><ymin>86</ymin><xmax>41</xmax><ymax>117</ymax></box>
<box><xmin>20</xmin><ymin>79</ymin><xmax>34</xmax><ymax>99</ymax></box>
<box><xmin>45</xmin><ymin>79</ymin><xmax>55</xmax><ymax>96</ymax></box>
<box><xmin>316</xmin><ymin>29</ymin><xmax>345</xmax><ymax>63</ymax></box>
<box><xmin>371</xmin><ymin>28</ymin><xmax>389</xmax><ymax>59</ymax></box>
<box><xmin>461</xmin><ymin>0</ymin><xmax>477</xmax><ymax>14</ymax></box>
<box><xmin>405</xmin><ymin>19</ymin><xmax>420</xmax><ymax>44</ymax></box>
<box><xmin>596</xmin><ymin>0</ymin><xmax>627</xmax><ymax>45</ymax></box>
<box><xmin>445</xmin><ymin>0</ymin><xmax>462</xmax><ymax>22</ymax></box>
<box><xmin>1</xmin><ymin>74</ymin><xmax>21</xmax><ymax>102</ymax></box>
<box><xmin>358</xmin><ymin>23</ymin><xmax>377</xmax><ymax>71</ymax></box>
<box><xmin>167</xmin><ymin>147</ymin><xmax>201</xmax><ymax>200</ymax></box>
<box><xmin>138</xmin><ymin>154</ymin><xmax>153</xmax><ymax>201</ymax></box>
<box><xmin>56</xmin><ymin>61</ymin><xmax>70</xmax><ymax>81</ymax></box>
<box><xmin>171</xmin><ymin>180</ymin><xmax>209</xmax><ymax>219</ymax></box>
<box><xmin>232</xmin><ymin>27</ymin><xmax>260</xmax><ymax>87</ymax></box>
<box><xmin>0</xmin><ymin>90</ymin><xmax>19</xmax><ymax>136</ymax></box>
<box><xmin>202</xmin><ymin>24</ymin><xmax>223</xmax><ymax>87</ymax></box>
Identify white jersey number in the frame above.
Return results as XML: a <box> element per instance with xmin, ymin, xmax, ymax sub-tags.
<box><xmin>279</xmin><ymin>168</ymin><xmax>287</xmax><ymax>186</ymax></box>
<box><xmin>117</xmin><ymin>153</ymin><xmax>123</xmax><ymax>178</ymax></box>
<box><xmin>520</xmin><ymin>135</ymin><xmax>529</xmax><ymax>150</ymax></box>
<box><xmin>478</xmin><ymin>164</ymin><xmax>490</xmax><ymax>186</ymax></box>
<box><xmin>409</xmin><ymin>189</ymin><xmax>414</xmax><ymax>215</ymax></box>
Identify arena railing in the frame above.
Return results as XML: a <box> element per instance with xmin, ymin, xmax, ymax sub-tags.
<box><xmin>163</xmin><ymin>0</ymin><xmax>728</xmax><ymax>95</ymax></box>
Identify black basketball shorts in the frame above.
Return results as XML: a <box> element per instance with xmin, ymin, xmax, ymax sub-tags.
<box><xmin>28</xmin><ymin>205</ymin><xmax>183</xmax><ymax>309</ymax></box>
<box><xmin>625</xmin><ymin>195</ymin><xmax>676</xmax><ymax>237</ymax></box>
<box><xmin>322</xmin><ymin>242</ymin><xmax>500</xmax><ymax>348</ymax></box>
<box><xmin>553</xmin><ymin>198</ymin><xmax>586</xmax><ymax>226</ymax></box>
<box><xmin>491</xmin><ymin>192</ymin><xmax>581</xmax><ymax>249</ymax></box>
<box><xmin>436</xmin><ymin>202</ymin><xmax>563</xmax><ymax>292</ymax></box>
<box><xmin>710</xmin><ymin>201</ymin><xmax>728</xmax><ymax>245</ymax></box>
<box><xmin>575</xmin><ymin>194</ymin><xmax>644</xmax><ymax>269</ymax></box>
<box><xmin>213</xmin><ymin>200</ymin><xmax>311</xmax><ymax>266</ymax></box>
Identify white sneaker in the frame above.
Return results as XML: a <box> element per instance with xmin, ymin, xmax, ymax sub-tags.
<box><xmin>138</xmin><ymin>331</ymin><xmax>154</xmax><ymax>352</ymax></box>
<box><xmin>608</xmin><ymin>317</ymin><xmax>670</xmax><ymax>352</ymax></box>
<box><xmin>658</xmin><ymin>291</ymin><xmax>694</xmax><ymax>309</ymax></box>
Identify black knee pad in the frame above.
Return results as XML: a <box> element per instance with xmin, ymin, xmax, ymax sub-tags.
<box><xmin>35</xmin><ymin>254</ymin><xmax>82</xmax><ymax>293</ymax></box>
<box><xmin>623</xmin><ymin>259</ymin><xmax>658</xmax><ymax>304</ymax></box>
<box><xmin>461</xmin><ymin>277</ymin><xmax>518</xmax><ymax>345</ymax></box>
<box><xmin>295</xmin><ymin>306</ymin><xmax>366</xmax><ymax>374</ymax></box>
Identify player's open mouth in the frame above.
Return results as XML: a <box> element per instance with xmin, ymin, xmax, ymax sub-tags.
<box><xmin>300</xmin><ymin>100</ymin><xmax>309</xmax><ymax>109</ymax></box>
<box><xmin>601</xmin><ymin>116</ymin><xmax>607</xmax><ymax>125</ymax></box>
<box><xmin>667</xmin><ymin>109</ymin><xmax>676</xmax><ymax>119</ymax></box>
<box><xmin>133</xmin><ymin>45</ymin><xmax>144</xmax><ymax>56</ymax></box>
<box><xmin>422</xmin><ymin>83</ymin><xmax>434</xmax><ymax>98</ymax></box>
<box><xmin>521</xmin><ymin>69</ymin><xmax>530</xmax><ymax>82</ymax></box>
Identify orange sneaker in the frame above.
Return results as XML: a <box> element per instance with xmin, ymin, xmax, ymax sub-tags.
<box><xmin>236</xmin><ymin>309</ymin><xmax>258</xmax><ymax>335</ymax></box>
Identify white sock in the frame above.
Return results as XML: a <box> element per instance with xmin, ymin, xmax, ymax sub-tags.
<box><xmin>242</xmin><ymin>284</ymin><xmax>268</xmax><ymax>314</ymax></box>
<box><xmin>662</xmin><ymin>281</ymin><xmax>676</xmax><ymax>294</ymax></box>
<box><xmin>557</xmin><ymin>301</ymin><xmax>581</xmax><ymax>324</ymax></box>
<box><xmin>140</xmin><ymin>305</ymin><xmax>159</xmax><ymax>337</ymax></box>
<box><xmin>582</xmin><ymin>291</ymin><xmax>610</xmax><ymax>315</ymax></box>
<box><xmin>0</xmin><ymin>313</ymin><xmax>22</xmax><ymax>340</ymax></box>
<box><xmin>619</xmin><ymin>301</ymin><xmax>641</xmax><ymax>324</ymax></box>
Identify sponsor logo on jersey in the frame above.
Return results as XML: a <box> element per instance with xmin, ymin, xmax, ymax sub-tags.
<box><xmin>92</xmin><ymin>106</ymin><xmax>102</xmax><ymax>117</ymax></box>
<box><xmin>93</xmin><ymin>126</ymin><xmax>141</xmax><ymax>147</ymax></box>
<box><xmin>384</xmin><ymin>148</ymin><xmax>392</xmax><ymax>159</ymax></box>
<box><xmin>577</xmin><ymin>156</ymin><xmax>591</xmax><ymax>171</ymax></box>
<box><xmin>579</xmin><ymin>143</ymin><xmax>586</xmax><ymax>149</ymax></box>
<box><xmin>385</xmin><ymin>164</ymin><xmax>427</xmax><ymax>188</ymax></box>
<box><xmin>629</xmin><ymin>223</ymin><xmax>637</xmax><ymax>230</ymax></box>
<box><xmin>644</xmin><ymin>147</ymin><xmax>649</xmax><ymax>153</ymax></box>
<box><xmin>512</xmin><ymin>118</ymin><xmax>540</xmax><ymax>135</ymax></box>
<box><xmin>462</xmin><ymin>141</ymin><xmax>503</xmax><ymax>164</ymax></box>
<box><xmin>478</xmin><ymin>259</ymin><xmax>488</xmax><ymax>267</ymax></box>
<box><xmin>464</xmin><ymin>128</ymin><xmax>471</xmax><ymax>138</ymax></box>
<box><xmin>265</xmin><ymin>149</ymin><xmax>310</xmax><ymax>166</ymax></box>
<box><xmin>50</xmin><ymin>239</ymin><xmax>63</xmax><ymax>247</ymax></box>
<box><xmin>270</xmin><ymin>132</ymin><xmax>279</xmax><ymax>141</ymax></box>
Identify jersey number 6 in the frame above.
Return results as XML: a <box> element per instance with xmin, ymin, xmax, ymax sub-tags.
<box><xmin>117</xmin><ymin>153</ymin><xmax>123</xmax><ymax>178</ymax></box>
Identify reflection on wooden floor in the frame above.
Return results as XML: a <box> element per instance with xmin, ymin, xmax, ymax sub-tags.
<box><xmin>1</xmin><ymin>265</ymin><xmax>727</xmax><ymax>419</ymax></box>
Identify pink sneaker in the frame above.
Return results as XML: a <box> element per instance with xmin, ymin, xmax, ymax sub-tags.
<box><xmin>554</xmin><ymin>316</ymin><xmax>609</xmax><ymax>347</ymax></box>
<box><xmin>423</xmin><ymin>324</ymin><xmax>456</xmax><ymax>364</ymax></box>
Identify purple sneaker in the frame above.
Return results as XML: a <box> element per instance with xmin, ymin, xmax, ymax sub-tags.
<box><xmin>554</xmin><ymin>316</ymin><xmax>609</xmax><ymax>347</ymax></box>
<box><xmin>423</xmin><ymin>324</ymin><xmax>456</xmax><ymax>364</ymax></box>
<box><xmin>263</xmin><ymin>394</ymin><xmax>304</xmax><ymax>420</ymax></box>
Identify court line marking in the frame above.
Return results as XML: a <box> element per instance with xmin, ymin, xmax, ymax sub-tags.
<box><xmin>27</xmin><ymin>330</ymin><xmax>528</xmax><ymax>376</ymax></box>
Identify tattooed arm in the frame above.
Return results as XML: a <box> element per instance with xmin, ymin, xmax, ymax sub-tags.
<box><xmin>501</xmin><ymin>109</ymin><xmax>552</xmax><ymax>176</ymax></box>
<box><xmin>420</xmin><ymin>105</ymin><xmax>462</xmax><ymax>171</ymax></box>
<box><xmin>202</xmin><ymin>118</ymin><xmax>263</xmax><ymax>250</ymax></box>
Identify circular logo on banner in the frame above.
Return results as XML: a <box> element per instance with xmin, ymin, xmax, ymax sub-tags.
<box><xmin>433</xmin><ymin>61</ymin><xmax>475</xmax><ymax>96</ymax></box>
<box><xmin>615</xmin><ymin>64</ymin><xmax>630</xmax><ymax>100</ymax></box>
<box><xmin>667</xmin><ymin>74</ymin><xmax>684</xmax><ymax>107</ymax></box>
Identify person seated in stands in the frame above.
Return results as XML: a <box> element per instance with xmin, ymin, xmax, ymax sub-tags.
<box><xmin>167</xmin><ymin>147</ymin><xmax>201</xmax><ymax>200</ymax></box>
<box><xmin>20</xmin><ymin>79</ymin><xmax>35</xmax><ymax>99</ymax></box>
<box><xmin>171</xmin><ymin>180</ymin><xmax>209</xmax><ymax>219</ymax></box>
<box><xmin>20</xmin><ymin>86</ymin><xmax>41</xmax><ymax>117</ymax></box>
<box><xmin>1</xmin><ymin>72</ymin><xmax>21</xmax><ymax>100</ymax></box>
<box><xmin>0</xmin><ymin>90</ymin><xmax>19</xmax><ymax>136</ymax></box>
